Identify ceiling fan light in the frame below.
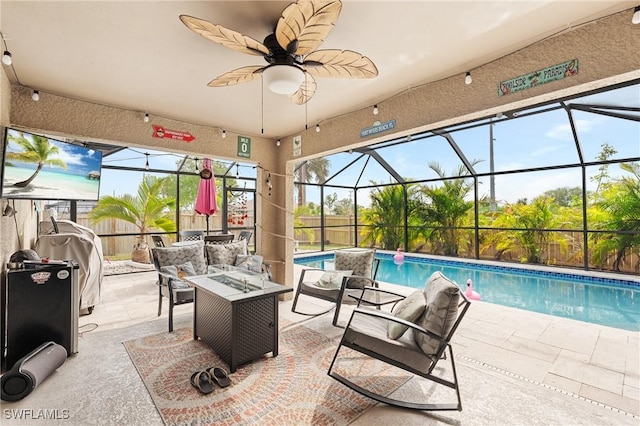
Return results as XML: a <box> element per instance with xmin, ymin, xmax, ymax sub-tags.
<box><xmin>263</xmin><ymin>65</ymin><xmax>305</xmax><ymax>95</ymax></box>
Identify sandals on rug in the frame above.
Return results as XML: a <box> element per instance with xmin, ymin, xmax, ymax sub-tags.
<box><xmin>206</xmin><ymin>367</ymin><xmax>231</xmax><ymax>388</ymax></box>
<box><xmin>190</xmin><ymin>371</ymin><xmax>215</xmax><ymax>394</ymax></box>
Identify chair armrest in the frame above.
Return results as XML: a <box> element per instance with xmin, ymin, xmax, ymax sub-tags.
<box><xmin>349</xmin><ymin>284</ymin><xmax>407</xmax><ymax>308</ymax></box>
<box><xmin>297</xmin><ymin>268</ymin><xmax>326</xmax><ymax>285</ymax></box>
<box><xmin>349</xmin><ymin>307</ymin><xmax>447</xmax><ymax>345</ymax></box>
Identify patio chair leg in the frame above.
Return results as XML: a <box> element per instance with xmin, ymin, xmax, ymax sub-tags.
<box><xmin>157</xmin><ymin>286</ymin><xmax>162</xmax><ymax>316</ymax></box>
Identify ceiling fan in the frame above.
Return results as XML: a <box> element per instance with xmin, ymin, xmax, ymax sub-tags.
<box><xmin>179</xmin><ymin>0</ymin><xmax>378</xmax><ymax>105</ymax></box>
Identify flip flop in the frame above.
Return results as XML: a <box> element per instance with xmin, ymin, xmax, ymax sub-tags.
<box><xmin>207</xmin><ymin>367</ymin><xmax>231</xmax><ymax>388</ymax></box>
<box><xmin>190</xmin><ymin>370</ymin><xmax>215</xmax><ymax>394</ymax></box>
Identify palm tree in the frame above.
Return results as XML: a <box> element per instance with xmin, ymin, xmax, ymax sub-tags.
<box><xmin>295</xmin><ymin>158</ymin><xmax>329</xmax><ymax>207</ymax></box>
<box><xmin>591</xmin><ymin>162</ymin><xmax>640</xmax><ymax>271</ymax></box>
<box><xmin>89</xmin><ymin>175</ymin><xmax>177</xmax><ymax>263</ymax></box>
<box><xmin>5</xmin><ymin>132</ymin><xmax>67</xmax><ymax>187</ymax></box>
<box><xmin>417</xmin><ymin>162</ymin><xmax>477</xmax><ymax>256</ymax></box>
<box><xmin>360</xmin><ymin>181</ymin><xmax>422</xmax><ymax>250</ymax></box>
<box><xmin>485</xmin><ymin>196</ymin><xmax>566</xmax><ymax>264</ymax></box>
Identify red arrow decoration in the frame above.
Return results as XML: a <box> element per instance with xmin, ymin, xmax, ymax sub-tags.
<box><xmin>152</xmin><ymin>125</ymin><xmax>195</xmax><ymax>142</ymax></box>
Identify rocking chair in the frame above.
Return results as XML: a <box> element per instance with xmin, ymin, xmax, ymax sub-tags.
<box><xmin>328</xmin><ymin>271</ymin><xmax>471</xmax><ymax>411</ymax></box>
<box><xmin>291</xmin><ymin>248</ymin><xmax>381</xmax><ymax>326</ymax></box>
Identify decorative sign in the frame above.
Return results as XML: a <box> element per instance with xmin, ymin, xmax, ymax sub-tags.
<box><xmin>360</xmin><ymin>119</ymin><xmax>396</xmax><ymax>138</ymax></box>
<box><xmin>293</xmin><ymin>135</ymin><xmax>302</xmax><ymax>157</ymax></box>
<box><xmin>237</xmin><ymin>136</ymin><xmax>251</xmax><ymax>158</ymax></box>
<box><xmin>152</xmin><ymin>125</ymin><xmax>195</xmax><ymax>142</ymax></box>
<box><xmin>498</xmin><ymin>59</ymin><xmax>578</xmax><ymax>97</ymax></box>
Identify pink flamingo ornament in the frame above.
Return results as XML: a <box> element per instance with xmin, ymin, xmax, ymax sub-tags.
<box><xmin>393</xmin><ymin>248</ymin><xmax>405</xmax><ymax>265</ymax></box>
<box><xmin>465</xmin><ymin>279</ymin><xmax>481</xmax><ymax>300</ymax></box>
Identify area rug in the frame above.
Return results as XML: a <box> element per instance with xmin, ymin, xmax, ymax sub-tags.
<box><xmin>123</xmin><ymin>322</ymin><xmax>410</xmax><ymax>426</ymax></box>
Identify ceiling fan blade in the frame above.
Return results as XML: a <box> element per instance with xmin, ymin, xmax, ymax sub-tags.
<box><xmin>276</xmin><ymin>0</ymin><xmax>342</xmax><ymax>56</ymax></box>
<box><xmin>180</xmin><ymin>15</ymin><xmax>269</xmax><ymax>57</ymax></box>
<box><xmin>207</xmin><ymin>66</ymin><xmax>265</xmax><ymax>87</ymax></box>
<box><xmin>289</xmin><ymin>72</ymin><xmax>317</xmax><ymax>104</ymax></box>
<box><xmin>303</xmin><ymin>49</ymin><xmax>378</xmax><ymax>78</ymax></box>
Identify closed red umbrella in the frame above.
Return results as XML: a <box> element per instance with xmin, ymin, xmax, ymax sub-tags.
<box><xmin>195</xmin><ymin>158</ymin><xmax>218</xmax><ymax>234</ymax></box>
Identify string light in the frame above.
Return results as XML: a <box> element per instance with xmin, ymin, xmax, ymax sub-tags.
<box><xmin>2</xmin><ymin>51</ymin><xmax>11</xmax><ymax>66</ymax></box>
<box><xmin>465</xmin><ymin>72</ymin><xmax>472</xmax><ymax>85</ymax></box>
<box><xmin>31</xmin><ymin>90</ymin><xmax>39</xmax><ymax>101</ymax></box>
<box><xmin>373</xmin><ymin>105</ymin><xmax>378</xmax><ymax>115</ymax></box>
<box><xmin>276</xmin><ymin>139</ymin><xmax>281</xmax><ymax>146</ymax></box>
<box><xmin>266</xmin><ymin>172</ymin><xmax>272</xmax><ymax>196</ymax></box>
<box><xmin>315</xmin><ymin>124</ymin><xmax>320</xmax><ymax>133</ymax></box>
<box><xmin>145</xmin><ymin>153</ymin><xmax>150</xmax><ymax>170</ymax></box>
<box><xmin>144</xmin><ymin>112</ymin><xmax>149</xmax><ymax>123</ymax></box>
<box><xmin>222</xmin><ymin>129</ymin><xmax>226</xmax><ymax>138</ymax></box>
<box><xmin>633</xmin><ymin>6</ymin><xmax>640</xmax><ymax>24</ymax></box>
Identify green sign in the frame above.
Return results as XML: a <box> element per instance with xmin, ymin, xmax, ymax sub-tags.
<box><xmin>498</xmin><ymin>59</ymin><xmax>578</xmax><ymax>97</ymax></box>
<box><xmin>237</xmin><ymin>136</ymin><xmax>251</xmax><ymax>158</ymax></box>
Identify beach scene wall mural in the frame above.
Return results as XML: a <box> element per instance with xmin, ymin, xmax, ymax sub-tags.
<box><xmin>1</xmin><ymin>128</ymin><xmax>103</xmax><ymax>201</ymax></box>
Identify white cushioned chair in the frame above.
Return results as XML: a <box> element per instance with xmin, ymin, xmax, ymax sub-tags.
<box><xmin>328</xmin><ymin>271</ymin><xmax>471</xmax><ymax>411</ymax></box>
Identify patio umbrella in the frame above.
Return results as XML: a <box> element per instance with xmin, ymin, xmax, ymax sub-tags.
<box><xmin>195</xmin><ymin>158</ymin><xmax>218</xmax><ymax>234</ymax></box>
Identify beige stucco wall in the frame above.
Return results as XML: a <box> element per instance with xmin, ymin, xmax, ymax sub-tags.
<box><xmin>1</xmin><ymin>68</ymin><xmax>40</xmax><ymax>278</ymax></box>
<box><xmin>3</xmin><ymin>8</ymin><xmax>640</xmax><ymax>287</ymax></box>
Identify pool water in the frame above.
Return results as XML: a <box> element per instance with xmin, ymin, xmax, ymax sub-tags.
<box><xmin>295</xmin><ymin>254</ymin><xmax>640</xmax><ymax>331</ymax></box>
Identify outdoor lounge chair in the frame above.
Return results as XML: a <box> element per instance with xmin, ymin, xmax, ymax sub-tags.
<box><xmin>327</xmin><ymin>271</ymin><xmax>471</xmax><ymax>411</ymax></box>
<box><xmin>291</xmin><ymin>248</ymin><xmax>382</xmax><ymax>326</ymax></box>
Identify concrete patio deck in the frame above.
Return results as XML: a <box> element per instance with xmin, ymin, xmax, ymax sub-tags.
<box><xmin>80</xmin><ymin>266</ymin><xmax>640</xmax><ymax>420</ymax></box>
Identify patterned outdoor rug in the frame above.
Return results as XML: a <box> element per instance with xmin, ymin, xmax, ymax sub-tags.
<box><xmin>123</xmin><ymin>322</ymin><xmax>410</xmax><ymax>425</ymax></box>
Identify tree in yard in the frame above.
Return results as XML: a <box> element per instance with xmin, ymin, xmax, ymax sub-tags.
<box><xmin>591</xmin><ymin>143</ymin><xmax>617</xmax><ymax>196</ymax></box>
<box><xmin>89</xmin><ymin>175</ymin><xmax>177</xmax><ymax>263</ymax></box>
<box><xmin>417</xmin><ymin>162</ymin><xmax>478</xmax><ymax>257</ymax></box>
<box><xmin>295</xmin><ymin>158</ymin><xmax>329</xmax><ymax>207</ymax></box>
<box><xmin>590</xmin><ymin>162</ymin><xmax>640</xmax><ymax>271</ymax></box>
<box><xmin>485</xmin><ymin>196</ymin><xmax>566</xmax><ymax>264</ymax></box>
<box><xmin>5</xmin><ymin>131</ymin><xmax>67</xmax><ymax>187</ymax></box>
<box><xmin>542</xmin><ymin>186</ymin><xmax>582</xmax><ymax>207</ymax></box>
<box><xmin>360</xmin><ymin>182</ymin><xmax>422</xmax><ymax>251</ymax></box>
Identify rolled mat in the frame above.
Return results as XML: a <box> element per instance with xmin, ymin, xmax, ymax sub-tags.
<box><xmin>1</xmin><ymin>341</ymin><xmax>67</xmax><ymax>402</ymax></box>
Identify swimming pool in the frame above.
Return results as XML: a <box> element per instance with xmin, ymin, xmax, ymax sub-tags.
<box><xmin>295</xmin><ymin>252</ymin><xmax>640</xmax><ymax>331</ymax></box>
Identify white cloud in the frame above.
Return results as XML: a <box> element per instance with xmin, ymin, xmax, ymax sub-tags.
<box><xmin>545</xmin><ymin>116</ymin><xmax>607</xmax><ymax>141</ymax></box>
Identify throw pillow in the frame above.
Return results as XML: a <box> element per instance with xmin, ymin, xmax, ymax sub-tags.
<box><xmin>158</xmin><ymin>265</ymin><xmax>192</xmax><ymax>289</ymax></box>
<box><xmin>160</xmin><ymin>265</ymin><xmax>178</xmax><ymax>278</ymax></box>
<box><xmin>153</xmin><ymin>241</ymin><xmax>207</xmax><ymax>275</ymax></box>
<box><xmin>235</xmin><ymin>254</ymin><xmax>264</xmax><ymax>273</ymax></box>
<box><xmin>205</xmin><ymin>239</ymin><xmax>248</xmax><ymax>266</ymax></box>
<box><xmin>176</xmin><ymin>261</ymin><xmax>197</xmax><ymax>279</ymax></box>
<box><xmin>314</xmin><ymin>270</ymin><xmax>353</xmax><ymax>289</ymax></box>
<box><xmin>414</xmin><ymin>271</ymin><xmax>460</xmax><ymax>356</ymax></box>
<box><xmin>387</xmin><ymin>290</ymin><xmax>427</xmax><ymax>340</ymax></box>
<box><xmin>334</xmin><ymin>249</ymin><xmax>375</xmax><ymax>289</ymax></box>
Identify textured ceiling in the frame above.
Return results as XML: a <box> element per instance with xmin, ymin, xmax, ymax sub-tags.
<box><xmin>1</xmin><ymin>1</ymin><xmax>635</xmax><ymax>139</ymax></box>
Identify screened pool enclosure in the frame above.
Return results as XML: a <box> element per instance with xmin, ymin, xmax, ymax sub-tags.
<box><xmin>293</xmin><ymin>80</ymin><xmax>640</xmax><ymax>275</ymax></box>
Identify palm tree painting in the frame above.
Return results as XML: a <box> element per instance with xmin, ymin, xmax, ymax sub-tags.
<box><xmin>5</xmin><ymin>131</ymin><xmax>67</xmax><ymax>187</ymax></box>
